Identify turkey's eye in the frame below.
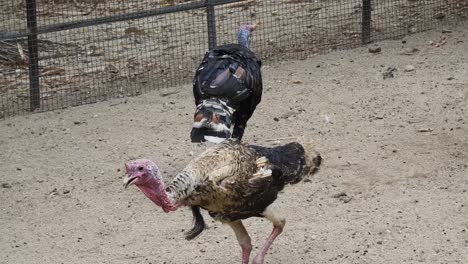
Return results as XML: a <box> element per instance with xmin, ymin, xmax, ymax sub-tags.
<box><xmin>138</xmin><ymin>166</ymin><xmax>144</xmax><ymax>171</ymax></box>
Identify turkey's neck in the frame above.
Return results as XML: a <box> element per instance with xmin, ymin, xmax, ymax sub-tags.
<box><xmin>137</xmin><ymin>176</ymin><xmax>178</xmax><ymax>213</ymax></box>
<box><xmin>165</xmin><ymin>170</ymin><xmax>197</xmax><ymax>204</ymax></box>
<box><xmin>238</xmin><ymin>29</ymin><xmax>251</xmax><ymax>49</ymax></box>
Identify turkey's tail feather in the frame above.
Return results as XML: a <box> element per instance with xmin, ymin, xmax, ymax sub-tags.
<box><xmin>249</xmin><ymin>140</ymin><xmax>322</xmax><ymax>185</ymax></box>
<box><xmin>185</xmin><ymin>206</ymin><xmax>206</xmax><ymax>240</ymax></box>
<box><xmin>302</xmin><ymin>140</ymin><xmax>322</xmax><ymax>177</ymax></box>
<box><xmin>282</xmin><ymin>140</ymin><xmax>322</xmax><ymax>185</ymax></box>
<box><xmin>191</xmin><ymin>99</ymin><xmax>234</xmax><ymax>143</ymax></box>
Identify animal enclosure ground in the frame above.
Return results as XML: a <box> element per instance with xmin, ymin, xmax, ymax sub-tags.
<box><xmin>1</xmin><ymin>24</ymin><xmax>467</xmax><ymax>264</ymax></box>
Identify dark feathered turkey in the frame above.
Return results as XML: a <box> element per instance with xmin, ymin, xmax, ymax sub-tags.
<box><xmin>191</xmin><ymin>24</ymin><xmax>262</xmax><ymax>143</ymax></box>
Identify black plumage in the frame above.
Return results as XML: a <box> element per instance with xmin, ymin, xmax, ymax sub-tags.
<box><xmin>191</xmin><ymin>25</ymin><xmax>262</xmax><ymax>143</ymax></box>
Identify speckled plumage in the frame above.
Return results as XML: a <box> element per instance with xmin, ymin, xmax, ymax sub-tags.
<box><xmin>124</xmin><ymin>139</ymin><xmax>322</xmax><ymax>264</ymax></box>
<box><xmin>164</xmin><ymin>139</ymin><xmax>321</xmax><ymax>235</ymax></box>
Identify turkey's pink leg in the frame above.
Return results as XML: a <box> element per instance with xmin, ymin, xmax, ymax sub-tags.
<box><xmin>227</xmin><ymin>220</ymin><xmax>252</xmax><ymax>264</ymax></box>
<box><xmin>252</xmin><ymin>206</ymin><xmax>286</xmax><ymax>264</ymax></box>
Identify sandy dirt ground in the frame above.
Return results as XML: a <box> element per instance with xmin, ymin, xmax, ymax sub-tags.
<box><xmin>1</xmin><ymin>24</ymin><xmax>467</xmax><ymax>264</ymax></box>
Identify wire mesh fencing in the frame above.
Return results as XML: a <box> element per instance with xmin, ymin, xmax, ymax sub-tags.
<box><xmin>0</xmin><ymin>0</ymin><xmax>466</xmax><ymax>118</ymax></box>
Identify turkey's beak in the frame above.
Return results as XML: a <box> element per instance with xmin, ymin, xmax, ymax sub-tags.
<box><xmin>123</xmin><ymin>163</ymin><xmax>136</xmax><ymax>188</ymax></box>
<box><xmin>123</xmin><ymin>176</ymin><xmax>137</xmax><ymax>189</ymax></box>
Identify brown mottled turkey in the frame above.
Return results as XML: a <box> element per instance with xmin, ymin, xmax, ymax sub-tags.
<box><xmin>123</xmin><ymin>139</ymin><xmax>322</xmax><ymax>264</ymax></box>
<box><xmin>191</xmin><ymin>24</ymin><xmax>262</xmax><ymax>143</ymax></box>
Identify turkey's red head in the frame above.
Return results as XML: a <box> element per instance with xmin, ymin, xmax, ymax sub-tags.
<box><xmin>240</xmin><ymin>23</ymin><xmax>256</xmax><ymax>32</ymax></box>
<box><xmin>123</xmin><ymin>159</ymin><xmax>177</xmax><ymax>212</ymax></box>
<box><xmin>124</xmin><ymin>159</ymin><xmax>160</xmax><ymax>188</ymax></box>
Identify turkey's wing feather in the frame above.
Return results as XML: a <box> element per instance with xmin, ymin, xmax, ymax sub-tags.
<box><xmin>249</xmin><ymin>142</ymin><xmax>310</xmax><ymax>184</ymax></box>
<box><xmin>193</xmin><ymin>44</ymin><xmax>262</xmax><ymax>108</ymax></box>
<box><xmin>206</xmin><ymin>159</ymin><xmax>283</xmax><ymax>222</ymax></box>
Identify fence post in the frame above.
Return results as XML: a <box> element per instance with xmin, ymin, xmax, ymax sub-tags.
<box><xmin>26</xmin><ymin>0</ymin><xmax>41</xmax><ymax>111</ymax></box>
<box><xmin>362</xmin><ymin>0</ymin><xmax>372</xmax><ymax>44</ymax></box>
<box><xmin>206</xmin><ymin>0</ymin><xmax>217</xmax><ymax>49</ymax></box>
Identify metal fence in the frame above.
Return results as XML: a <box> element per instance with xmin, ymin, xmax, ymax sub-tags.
<box><xmin>0</xmin><ymin>0</ymin><xmax>466</xmax><ymax>118</ymax></box>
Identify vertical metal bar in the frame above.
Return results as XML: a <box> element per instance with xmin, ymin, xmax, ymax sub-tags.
<box><xmin>362</xmin><ymin>0</ymin><xmax>372</xmax><ymax>44</ymax></box>
<box><xmin>26</xmin><ymin>0</ymin><xmax>41</xmax><ymax>111</ymax></box>
<box><xmin>206</xmin><ymin>0</ymin><xmax>217</xmax><ymax>49</ymax></box>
